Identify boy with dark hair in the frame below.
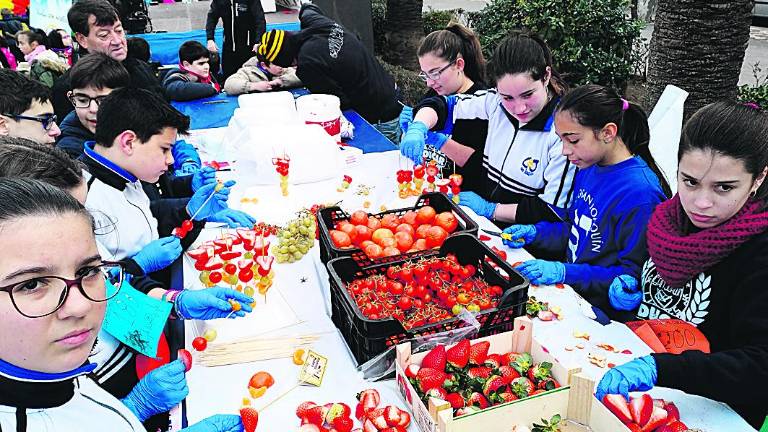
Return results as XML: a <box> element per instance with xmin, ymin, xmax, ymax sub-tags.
<box><xmin>52</xmin><ymin>0</ymin><xmax>164</xmax><ymax>120</ymax></box>
<box><xmin>223</xmin><ymin>51</ymin><xmax>301</xmax><ymax>96</ymax></box>
<box><xmin>205</xmin><ymin>0</ymin><xmax>266</xmax><ymax>79</ymax></box>
<box><xmin>0</xmin><ymin>69</ymin><xmax>61</xmax><ymax>144</ymax></box>
<box><xmin>162</xmin><ymin>40</ymin><xmax>220</xmax><ymax>101</ymax></box>
<box><xmin>57</xmin><ymin>52</ymin><xmax>130</xmax><ymax>158</ymax></box>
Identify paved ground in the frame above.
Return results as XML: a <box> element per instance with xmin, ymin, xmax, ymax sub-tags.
<box><xmin>148</xmin><ymin>0</ymin><xmax>767</xmax><ymax>85</ymax></box>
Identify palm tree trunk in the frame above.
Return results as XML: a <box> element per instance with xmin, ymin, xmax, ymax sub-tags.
<box><xmin>645</xmin><ymin>0</ymin><xmax>753</xmax><ymax>120</ymax></box>
<box><xmin>383</xmin><ymin>0</ymin><xmax>424</xmax><ymax>70</ymax></box>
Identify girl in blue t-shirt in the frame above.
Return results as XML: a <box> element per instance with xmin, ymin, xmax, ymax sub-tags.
<box><xmin>503</xmin><ymin>84</ymin><xmax>671</xmax><ymax>320</ymax></box>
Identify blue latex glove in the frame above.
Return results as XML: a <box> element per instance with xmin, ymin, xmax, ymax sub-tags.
<box><xmin>175</xmin><ymin>287</ymin><xmax>254</xmax><ymax>320</ymax></box>
<box><xmin>208</xmin><ymin>209</ymin><xmax>257</xmax><ymax>228</ymax></box>
<box><xmin>187</xmin><ymin>180</ymin><xmax>234</xmax><ymax>221</ymax></box>
<box><xmin>191</xmin><ymin>166</ymin><xmax>218</xmax><ymax>192</ymax></box>
<box><xmin>121</xmin><ymin>359</ymin><xmax>188</xmax><ymax>421</ymax></box>
<box><xmin>609</xmin><ymin>275</ymin><xmax>642</xmax><ymax>311</ymax></box>
<box><xmin>400</xmin><ymin>120</ymin><xmax>428</xmax><ymax>163</ymax></box>
<box><xmin>458</xmin><ymin>191</ymin><xmax>497</xmax><ymax>219</ymax></box>
<box><xmin>595</xmin><ymin>356</ymin><xmax>657</xmax><ymax>402</ymax></box>
<box><xmin>516</xmin><ymin>259</ymin><xmax>566</xmax><ymax>285</ymax></box>
<box><xmin>132</xmin><ymin>236</ymin><xmax>183</xmax><ymax>274</ymax></box>
<box><xmin>172</xmin><ymin>140</ymin><xmax>202</xmax><ymax>171</ymax></box>
<box><xmin>176</xmin><ymin>161</ymin><xmax>201</xmax><ymax>176</ymax></box>
<box><xmin>181</xmin><ymin>414</ymin><xmax>243</xmax><ymax>432</ymax></box>
<box><xmin>502</xmin><ymin>224</ymin><xmax>537</xmax><ymax>248</ymax></box>
<box><xmin>425</xmin><ymin>131</ymin><xmax>448</xmax><ymax>149</ymax></box>
<box><xmin>399</xmin><ymin>105</ymin><xmax>413</xmax><ymax>134</ymax></box>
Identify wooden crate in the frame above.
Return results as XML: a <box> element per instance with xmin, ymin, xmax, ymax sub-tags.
<box><xmin>395</xmin><ymin>317</ymin><xmax>612</xmax><ymax>432</ymax></box>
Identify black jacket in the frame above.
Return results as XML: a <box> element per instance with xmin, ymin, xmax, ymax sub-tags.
<box><xmin>295</xmin><ymin>4</ymin><xmax>400</xmax><ymax>124</ymax></box>
<box><xmin>56</xmin><ymin>111</ymin><xmax>93</xmax><ymax>159</ymax></box>
<box><xmin>638</xmin><ymin>230</ymin><xmax>768</xmax><ymax>428</ymax></box>
<box><xmin>52</xmin><ymin>56</ymin><xmax>164</xmax><ymax>121</ymax></box>
<box><xmin>162</xmin><ymin>67</ymin><xmax>220</xmax><ymax>101</ymax></box>
<box><xmin>206</xmin><ymin>0</ymin><xmax>266</xmax><ymax>52</ymax></box>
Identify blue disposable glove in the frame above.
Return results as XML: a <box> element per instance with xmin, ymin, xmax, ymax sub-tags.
<box><xmin>175</xmin><ymin>287</ymin><xmax>254</xmax><ymax>320</ymax></box>
<box><xmin>187</xmin><ymin>180</ymin><xmax>234</xmax><ymax>221</ymax></box>
<box><xmin>172</xmin><ymin>140</ymin><xmax>202</xmax><ymax>171</ymax></box>
<box><xmin>191</xmin><ymin>166</ymin><xmax>218</xmax><ymax>192</ymax></box>
<box><xmin>458</xmin><ymin>191</ymin><xmax>497</xmax><ymax>219</ymax></box>
<box><xmin>400</xmin><ymin>120</ymin><xmax>428</xmax><ymax>163</ymax></box>
<box><xmin>208</xmin><ymin>209</ymin><xmax>257</xmax><ymax>228</ymax></box>
<box><xmin>425</xmin><ymin>131</ymin><xmax>448</xmax><ymax>149</ymax></box>
<box><xmin>176</xmin><ymin>161</ymin><xmax>201</xmax><ymax>176</ymax></box>
<box><xmin>181</xmin><ymin>414</ymin><xmax>243</xmax><ymax>432</ymax></box>
<box><xmin>609</xmin><ymin>275</ymin><xmax>642</xmax><ymax>311</ymax></box>
<box><xmin>502</xmin><ymin>224</ymin><xmax>537</xmax><ymax>248</ymax></box>
<box><xmin>399</xmin><ymin>105</ymin><xmax>413</xmax><ymax>134</ymax></box>
<box><xmin>132</xmin><ymin>236</ymin><xmax>183</xmax><ymax>274</ymax></box>
<box><xmin>595</xmin><ymin>356</ymin><xmax>657</xmax><ymax>402</ymax></box>
<box><xmin>515</xmin><ymin>259</ymin><xmax>566</xmax><ymax>285</ymax></box>
<box><xmin>121</xmin><ymin>359</ymin><xmax>188</xmax><ymax>421</ymax></box>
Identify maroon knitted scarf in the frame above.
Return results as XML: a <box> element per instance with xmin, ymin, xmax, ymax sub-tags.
<box><xmin>647</xmin><ymin>194</ymin><xmax>768</xmax><ymax>287</ymax></box>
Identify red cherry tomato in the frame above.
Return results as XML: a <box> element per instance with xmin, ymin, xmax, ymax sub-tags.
<box><xmin>209</xmin><ymin>271</ymin><xmax>223</xmax><ymax>284</ymax></box>
<box><xmin>192</xmin><ymin>337</ymin><xmax>207</xmax><ymax>352</ymax></box>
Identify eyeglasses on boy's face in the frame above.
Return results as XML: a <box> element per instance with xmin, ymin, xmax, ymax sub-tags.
<box><xmin>2</xmin><ymin>113</ymin><xmax>58</xmax><ymax>131</ymax></box>
<box><xmin>0</xmin><ymin>262</ymin><xmax>124</xmax><ymax>318</ymax></box>
<box><xmin>68</xmin><ymin>93</ymin><xmax>109</xmax><ymax>109</ymax></box>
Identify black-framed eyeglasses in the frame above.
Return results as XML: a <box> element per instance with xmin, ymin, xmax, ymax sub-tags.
<box><xmin>2</xmin><ymin>113</ymin><xmax>58</xmax><ymax>131</ymax></box>
<box><xmin>0</xmin><ymin>262</ymin><xmax>124</xmax><ymax>318</ymax></box>
<box><xmin>418</xmin><ymin>60</ymin><xmax>456</xmax><ymax>81</ymax></box>
<box><xmin>68</xmin><ymin>93</ymin><xmax>109</xmax><ymax>109</ymax></box>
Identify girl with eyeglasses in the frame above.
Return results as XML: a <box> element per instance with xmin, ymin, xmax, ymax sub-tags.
<box><xmin>402</xmin><ymin>31</ymin><xmax>575</xmax><ymax>226</ymax></box>
<box><xmin>400</xmin><ymin>22</ymin><xmax>489</xmax><ymax>193</ymax></box>
<box><xmin>0</xmin><ymin>178</ymin><xmax>242</xmax><ymax>431</ymax></box>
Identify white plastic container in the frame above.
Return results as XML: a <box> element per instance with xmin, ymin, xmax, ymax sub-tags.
<box><xmin>296</xmin><ymin>94</ymin><xmax>342</xmax><ymax>142</ymax></box>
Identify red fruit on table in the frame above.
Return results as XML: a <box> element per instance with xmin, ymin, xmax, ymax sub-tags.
<box><xmin>296</xmin><ymin>401</ymin><xmax>317</xmax><ymax>418</ymax></box>
<box><xmin>602</xmin><ymin>394</ymin><xmax>632</xmax><ymax>424</ymax></box>
<box><xmin>224</xmin><ymin>263</ymin><xmax>237</xmax><ymax>275</ymax></box>
<box><xmin>350</xmin><ymin>211</ymin><xmax>369</xmax><ymax>226</ymax></box>
<box><xmin>468</xmin><ymin>341</ymin><xmax>490</xmax><ymax>366</ymax></box>
<box><xmin>332</xmin><ymin>416</ymin><xmax>354</xmax><ymax>432</ymax></box>
<box><xmin>239</xmin><ymin>407</ymin><xmax>259</xmax><ymax>432</ymax></box>
<box><xmin>177</xmin><ymin>349</ymin><xmax>193</xmax><ymax>371</ymax></box>
<box><xmin>656</xmin><ymin>421</ymin><xmax>688</xmax><ymax>432</ymax></box>
<box><xmin>421</xmin><ymin>345</ymin><xmax>446</xmax><ymax>371</ymax></box>
<box><xmin>509</xmin><ymin>377</ymin><xmax>535</xmax><ymax>398</ymax></box>
<box><xmin>404</xmin><ymin>364</ymin><xmax>420</xmax><ymax>379</ymax></box>
<box><xmin>401</xmin><ymin>211</ymin><xmax>418</xmax><ymax>226</ymax></box>
<box><xmin>330</xmin><ymin>230</ymin><xmax>352</xmax><ymax>248</ymax></box>
<box><xmin>191</xmin><ymin>336</ymin><xmax>207</xmax><ymax>351</ymax></box>
<box><xmin>363</xmin><ymin>243</ymin><xmax>383</xmax><ymax>258</ymax></box>
<box><xmin>640</xmin><ymin>406</ymin><xmax>669</xmax><ymax>432</ymax></box>
<box><xmin>366</xmin><ymin>217</ymin><xmax>382</xmax><ymax>231</ymax></box>
<box><xmin>415</xmin><ymin>224</ymin><xmax>432</xmax><ymax>239</ymax></box>
<box><xmin>446</xmin><ymin>339</ymin><xmax>471</xmax><ymax>369</ymax></box>
<box><xmin>434</xmin><ymin>212</ymin><xmax>458</xmax><ymax>233</ymax></box>
<box><xmin>203</xmin><ymin>256</ymin><xmax>224</xmax><ymax>271</ymax></box>
<box><xmin>255</xmin><ymin>255</ymin><xmax>275</xmax><ymax>276</ymax></box>
<box><xmin>416</xmin><ymin>206</ymin><xmax>437</xmax><ymax>225</ymax></box>
<box><xmin>181</xmin><ymin>219</ymin><xmax>193</xmax><ymax>231</ymax></box>
<box><xmin>385</xmin><ymin>405</ymin><xmax>401</xmax><ymax>426</ymax></box>
<box><xmin>397</xmin><ymin>296</ymin><xmax>413</xmax><ymax>310</ymax></box>
<box><xmin>396</xmin><ymin>410</ymin><xmax>411</xmax><ymax>428</ymax></box>
<box><xmin>172</xmin><ymin>227</ymin><xmax>187</xmax><ymax>238</ymax></box>
<box><xmin>354</xmin><ymin>225</ymin><xmax>373</xmax><ymax>243</ymax></box>
<box><xmin>238</xmin><ymin>269</ymin><xmax>254</xmax><ymax>283</ymax></box>
<box><xmin>425</xmin><ymin>225</ymin><xmax>449</xmax><ymax>248</ymax></box>
<box><xmin>187</xmin><ymin>247</ymin><xmax>211</xmax><ymax>261</ymax></box>
<box><xmin>415</xmin><ymin>367</ymin><xmax>449</xmax><ymax>392</ymax></box>
<box><xmin>394</xmin><ymin>231</ymin><xmax>414</xmax><ymax>252</ymax></box>
<box><xmin>220</xmin><ymin>250</ymin><xmax>242</xmax><ymax>261</ymax></box>
<box><xmin>467</xmin><ymin>392</ymin><xmax>489</xmax><ymax>409</ymax></box>
<box><xmin>630</xmin><ymin>394</ymin><xmax>653</xmax><ymax>426</ymax></box>
<box><xmin>380</xmin><ymin>214</ymin><xmax>400</xmax><ymax>230</ymax></box>
<box><xmin>208</xmin><ymin>271</ymin><xmax>223</xmax><ymax>284</ymax></box>
<box><xmin>445</xmin><ymin>392</ymin><xmax>466</xmax><ymax>409</ymax></box>
<box><xmin>304</xmin><ymin>406</ymin><xmax>325</xmax><ymax>426</ymax></box>
<box><xmin>625</xmin><ymin>424</ymin><xmax>642</xmax><ymax>432</ymax></box>
<box><xmin>382</xmin><ymin>246</ymin><xmax>400</xmax><ymax>257</ymax></box>
<box><xmin>664</xmin><ymin>401</ymin><xmax>680</xmax><ymax>422</ymax></box>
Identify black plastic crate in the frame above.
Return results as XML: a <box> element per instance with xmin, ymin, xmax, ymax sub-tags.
<box><xmin>327</xmin><ymin>234</ymin><xmax>529</xmax><ymax>365</ymax></box>
<box><xmin>317</xmin><ymin>192</ymin><xmax>479</xmax><ymax>266</ymax></box>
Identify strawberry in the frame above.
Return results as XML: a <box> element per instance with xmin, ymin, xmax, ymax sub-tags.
<box><xmin>500</xmin><ymin>351</ymin><xmax>520</xmax><ymax>366</ymax></box>
<box><xmin>415</xmin><ymin>367</ymin><xmax>448</xmax><ymax>392</ymax></box>
<box><xmin>425</xmin><ymin>387</ymin><xmax>448</xmax><ymax>401</ymax></box>
<box><xmin>362</xmin><ymin>419</ymin><xmax>378</xmax><ymax>432</ymax></box>
<box><xmin>527</xmin><ymin>361</ymin><xmax>553</xmax><ymax>382</ymax></box>
<box><xmin>296</xmin><ymin>401</ymin><xmax>318</xmax><ymax>418</ymax></box>
<box><xmin>629</xmin><ymin>394</ymin><xmax>653</xmax><ymax>426</ymax></box>
<box><xmin>466</xmin><ymin>392</ymin><xmax>489</xmax><ymax>409</ymax></box>
<box><xmin>490</xmin><ymin>392</ymin><xmax>518</xmax><ymax>404</ymax></box>
<box><xmin>664</xmin><ymin>401</ymin><xmax>680</xmax><ymax>422</ymax></box>
<box><xmin>366</xmin><ymin>408</ymin><xmax>388</xmax><ymax>430</ymax></box>
<box><xmin>482</xmin><ymin>375</ymin><xmax>507</xmax><ymax>396</ymax></box>
<box><xmin>456</xmin><ymin>406</ymin><xmax>482</xmax><ymax>417</ymax></box>
<box><xmin>446</xmin><ymin>339</ymin><xmax>471</xmax><ymax>370</ymax></box>
<box><xmin>625</xmin><ymin>424</ymin><xmax>642</xmax><ymax>432</ymax></box>
<box><xmin>511</xmin><ymin>352</ymin><xmax>533</xmax><ymax>374</ymax></box>
<box><xmin>325</xmin><ymin>403</ymin><xmax>351</xmax><ymax>423</ymax></box>
<box><xmin>530</xmin><ymin>389</ymin><xmax>545</xmax><ymax>396</ymax></box>
<box><xmin>304</xmin><ymin>406</ymin><xmax>326</xmax><ymax>426</ymax></box>
<box><xmin>641</xmin><ymin>406</ymin><xmax>669</xmax><ymax>432</ymax></box>
<box><xmin>421</xmin><ymin>345</ymin><xmax>447</xmax><ymax>371</ymax></box>
<box><xmin>483</xmin><ymin>353</ymin><xmax>501</xmax><ymax>369</ymax></box>
<box><xmin>357</xmin><ymin>389</ymin><xmax>381</xmax><ymax>406</ymax></box>
<box><xmin>385</xmin><ymin>406</ymin><xmax>401</xmax><ymax>426</ymax></box>
<box><xmin>444</xmin><ymin>392</ymin><xmax>465</xmax><ymax>409</ymax></box>
<box><xmin>404</xmin><ymin>364</ymin><xmax>420</xmax><ymax>379</ymax></box>
<box><xmin>177</xmin><ymin>349</ymin><xmax>193</xmax><ymax>372</ymax></box>
<box><xmin>656</xmin><ymin>421</ymin><xmax>688</xmax><ymax>432</ymax></box>
<box><xmin>396</xmin><ymin>410</ymin><xmax>410</xmax><ymax>428</ymax></box>
<box><xmin>239</xmin><ymin>407</ymin><xmax>259</xmax><ymax>432</ymax></box>
<box><xmin>509</xmin><ymin>377</ymin><xmax>534</xmax><ymax>398</ymax></box>
<box><xmin>602</xmin><ymin>394</ymin><xmax>632</xmax><ymax>424</ymax></box>
<box><xmin>467</xmin><ymin>366</ymin><xmax>493</xmax><ymax>379</ymax></box>
<box><xmin>497</xmin><ymin>365</ymin><xmax>521</xmax><ymax>383</ymax></box>
<box><xmin>332</xmin><ymin>416</ymin><xmax>354</xmax><ymax>432</ymax></box>
<box><xmin>537</xmin><ymin>377</ymin><xmax>559</xmax><ymax>390</ymax></box>
<box><xmin>468</xmin><ymin>341</ymin><xmax>490</xmax><ymax>366</ymax></box>
<box><xmin>381</xmin><ymin>427</ymin><xmax>407</xmax><ymax>432</ymax></box>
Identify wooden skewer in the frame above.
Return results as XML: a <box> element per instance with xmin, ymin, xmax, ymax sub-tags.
<box><xmin>258</xmin><ymin>381</ymin><xmax>302</xmax><ymax>413</ymax></box>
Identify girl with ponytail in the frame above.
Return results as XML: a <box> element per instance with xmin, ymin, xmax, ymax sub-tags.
<box><xmin>502</xmin><ymin>84</ymin><xmax>669</xmax><ymax>321</ymax></box>
<box><xmin>405</xmin><ymin>22</ymin><xmax>488</xmax><ymax>191</ymax></box>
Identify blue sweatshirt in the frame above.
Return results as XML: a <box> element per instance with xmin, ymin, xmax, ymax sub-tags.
<box><xmin>532</xmin><ymin>156</ymin><xmax>665</xmax><ymax>312</ymax></box>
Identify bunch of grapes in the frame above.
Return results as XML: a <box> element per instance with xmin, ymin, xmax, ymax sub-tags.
<box><xmin>275</xmin><ymin>210</ymin><xmax>316</xmax><ymax>263</ymax></box>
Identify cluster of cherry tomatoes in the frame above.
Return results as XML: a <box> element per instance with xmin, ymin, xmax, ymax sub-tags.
<box><xmin>345</xmin><ymin>254</ymin><xmax>503</xmax><ymax>329</ymax></box>
<box><xmin>328</xmin><ymin>205</ymin><xmax>459</xmax><ymax>259</ymax></box>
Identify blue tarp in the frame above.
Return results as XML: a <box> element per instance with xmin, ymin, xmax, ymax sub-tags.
<box><xmin>136</xmin><ymin>22</ymin><xmax>300</xmax><ymax>66</ymax></box>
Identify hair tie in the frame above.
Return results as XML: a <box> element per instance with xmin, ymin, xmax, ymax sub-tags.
<box><xmin>621</xmin><ymin>98</ymin><xmax>630</xmax><ymax>111</ymax></box>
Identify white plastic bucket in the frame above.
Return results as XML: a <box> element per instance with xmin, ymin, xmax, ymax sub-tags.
<box><xmin>296</xmin><ymin>94</ymin><xmax>342</xmax><ymax>142</ymax></box>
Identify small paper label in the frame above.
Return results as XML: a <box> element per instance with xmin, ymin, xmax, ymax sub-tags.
<box><xmin>298</xmin><ymin>350</ymin><xmax>328</xmax><ymax>387</ymax></box>
<box><xmin>103</xmin><ymin>280</ymin><xmax>172</xmax><ymax>357</ymax></box>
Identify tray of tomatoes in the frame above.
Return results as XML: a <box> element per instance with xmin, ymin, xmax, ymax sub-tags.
<box><xmin>317</xmin><ymin>193</ymin><xmax>478</xmax><ymax>266</ymax></box>
<box><xmin>326</xmin><ymin>233</ymin><xmax>528</xmax><ymax>365</ymax></box>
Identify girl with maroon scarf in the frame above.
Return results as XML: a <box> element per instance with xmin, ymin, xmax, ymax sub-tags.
<box><xmin>597</xmin><ymin>102</ymin><xmax>768</xmax><ymax>428</ymax></box>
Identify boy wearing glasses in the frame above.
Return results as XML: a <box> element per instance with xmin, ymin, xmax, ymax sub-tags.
<box><xmin>0</xmin><ymin>69</ymin><xmax>60</xmax><ymax>144</ymax></box>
